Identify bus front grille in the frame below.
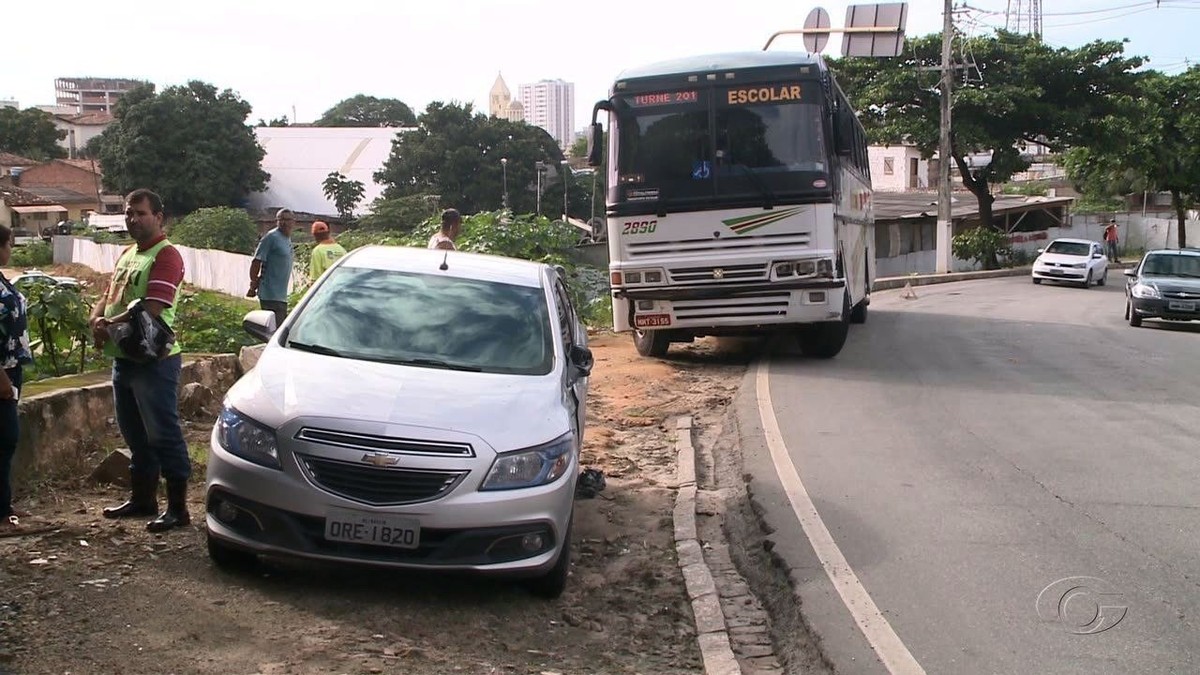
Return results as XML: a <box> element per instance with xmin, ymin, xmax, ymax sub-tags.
<box><xmin>626</xmin><ymin>232</ymin><xmax>811</xmax><ymax>259</ymax></box>
<box><xmin>672</xmin><ymin>293</ymin><xmax>791</xmax><ymax>321</ymax></box>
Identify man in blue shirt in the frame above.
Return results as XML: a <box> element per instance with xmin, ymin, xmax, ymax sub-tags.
<box><xmin>248</xmin><ymin>208</ymin><xmax>296</xmax><ymax>329</ymax></box>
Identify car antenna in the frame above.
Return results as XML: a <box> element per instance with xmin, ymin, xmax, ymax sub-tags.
<box><xmin>439</xmin><ymin>251</ymin><xmax>449</xmax><ymax>271</ymax></box>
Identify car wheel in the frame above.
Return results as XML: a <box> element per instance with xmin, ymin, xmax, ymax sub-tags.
<box><xmin>1032</xmin><ymin>277</ymin><xmax>1042</xmax><ymax>285</ymax></box>
<box><xmin>1128</xmin><ymin>303</ymin><xmax>1142</xmax><ymax>327</ymax></box>
<box><xmin>206</xmin><ymin>532</ymin><xmax>258</xmax><ymax>572</ymax></box>
<box><xmin>1082</xmin><ymin>271</ymin><xmax>1093</xmax><ymax>288</ymax></box>
<box><xmin>524</xmin><ymin>517</ymin><xmax>572</xmax><ymax>599</ymax></box>
<box><xmin>1097</xmin><ymin>270</ymin><xmax>1107</xmax><ymax>287</ymax></box>
<box><xmin>632</xmin><ymin>329</ymin><xmax>671</xmax><ymax>358</ymax></box>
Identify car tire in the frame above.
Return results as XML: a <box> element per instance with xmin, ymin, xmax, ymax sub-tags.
<box><xmin>633</xmin><ymin>329</ymin><xmax>671</xmax><ymax>358</ymax></box>
<box><xmin>524</xmin><ymin>517</ymin><xmax>572</xmax><ymax>599</ymax></box>
<box><xmin>1082</xmin><ymin>271</ymin><xmax>1093</xmax><ymax>288</ymax></box>
<box><xmin>1097</xmin><ymin>270</ymin><xmax>1106</xmax><ymax>287</ymax></box>
<box><xmin>206</xmin><ymin>532</ymin><xmax>259</xmax><ymax>572</ymax></box>
<box><xmin>1032</xmin><ymin>277</ymin><xmax>1042</xmax><ymax>285</ymax></box>
<box><xmin>1128</xmin><ymin>302</ymin><xmax>1142</xmax><ymax>327</ymax></box>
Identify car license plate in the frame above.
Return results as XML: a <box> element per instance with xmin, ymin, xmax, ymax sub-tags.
<box><xmin>634</xmin><ymin>313</ymin><xmax>671</xmax><ymax>328</ymax></box>
<box><xmin>324</xmin><ymin>507</ymin><xmax>420</xmax><ymax>549</ymax></box>
<box><xmin>1168</xmin><ymin>300</ymin><xmax>1196</xmax><ymax>312</ymax></box>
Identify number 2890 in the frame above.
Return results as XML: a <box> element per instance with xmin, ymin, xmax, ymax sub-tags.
<box><xmin>622</xmin><ymin>220</ymin><xmax>658</xmax><ymax>235</ymax></box>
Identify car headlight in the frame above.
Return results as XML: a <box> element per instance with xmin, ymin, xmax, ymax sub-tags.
<box><xmin>1070</xmin><ymin>262</ymin><xmax>1087</xmax><ymax>268</ymax></box>
<box><xmin>481</xmin><ymin>433</ymin><xmax>575</xmax><ymax>491</ymax></box>
<box><xmin>216</xmin><ymin>407</ymin><xmax>281</xmax><ymax>469</ymax></box>
<box><xmin>1131</xmin><ymin>283</ymin><xmax>1160</xmax><ymax>299</ymax></box>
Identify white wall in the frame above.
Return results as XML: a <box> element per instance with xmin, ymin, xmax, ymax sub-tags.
<box><xmin>868</xmin><ymin>145</ymin><xmax>928</xmax><ymax>192</ymax></box>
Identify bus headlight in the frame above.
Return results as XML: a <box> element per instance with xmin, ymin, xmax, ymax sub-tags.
<box><xmin>773</xmin><ymin>260</ymin><xmax>818</xmax><ymax>278</ymax></box>
<box><xmin>817</xmin><ymin>259</ymin><xmax>835</xmax><ymax>277</ymax></box>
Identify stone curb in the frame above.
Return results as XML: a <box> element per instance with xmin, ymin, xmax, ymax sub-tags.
<box><xmin>674</xmin><ymin>416</ymin><xmax>741</xmax><ymax>675</ymax></box>
<box><xmin>873</xmin><ymin>261</ymin><xmax>1136</xmax><ymax>291</ymax></box>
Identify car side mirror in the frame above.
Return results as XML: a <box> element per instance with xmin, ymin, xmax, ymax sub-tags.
<box><xmin>1093</xmin><ymin>253</ymin><xmax>1104</xmax><ymax>259</ymax></box>
<box><xmin>1123</xmin><ymin>268</ymin><xmax>1137</xmax><ymax>277</ymax></box>
<box><xmin>569</xmin><ymin>344</ymin><xmax>593</xmax><ymax>379</ymax></box>
<box><xmin>243</xmin><ymin>309</ymin><xmax>278</xmax><ymax>343</ymax></box>
<box><xmin>1036</xmin><ymin>248</ymin><xmax>1045</xmax><ymax>254</ymax></box>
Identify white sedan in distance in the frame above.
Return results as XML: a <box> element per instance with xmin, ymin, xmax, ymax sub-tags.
<box><xmin>1031</xmin><ymin>238</ymin><xmax>1108</xmax><ymax>288</ymax></box>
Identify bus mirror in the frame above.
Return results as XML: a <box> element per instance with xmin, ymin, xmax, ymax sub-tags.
<box><xmin>586</xmin><ymin>123</ymin><xmax>604</xmax><ymax>167</ymax></box>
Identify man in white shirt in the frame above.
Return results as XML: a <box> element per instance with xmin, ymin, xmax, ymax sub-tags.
<box><xmin>428</xmin><ymin>209</ymin><xmax>461</xmax><ymax>250</ymax></box>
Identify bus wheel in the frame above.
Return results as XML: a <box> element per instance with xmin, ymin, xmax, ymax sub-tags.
<box><xmin>633</xmin><ymin>329</ymin><xmax>671</xmax><ymax>358</ymax></box>
<box><xmin>799</xmin><ymin>294</ymin><xmax>851</xmax><ymax>358</ymax></box>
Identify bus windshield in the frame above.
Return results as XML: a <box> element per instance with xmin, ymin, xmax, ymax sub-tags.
<box><xmin>613</xmin><ymin>81</ymin><xmax>829</xmax><ymax>208</ymax></box>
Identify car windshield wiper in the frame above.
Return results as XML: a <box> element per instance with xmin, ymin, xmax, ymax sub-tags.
<box><xmin>287</xmin><ymin>340</ymin><xmax>345</xmax><ymax>358</ymax></box>
<box><xmin>384</xmin><ymin>357</ymin><xmax>483</xmax><ymax>372</ymax></box>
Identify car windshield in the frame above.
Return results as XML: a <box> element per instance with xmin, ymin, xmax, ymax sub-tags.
<box><xmin>285</xmin><ymin>266</ymin><xmax>554</xmax><ymax>375</ymax></box>
<box><xmin>1045</xmin><ymin>241</ymin><xmax>1091</xmax><ymax>256</ymax></box>
<box><xmin>1141</xmin><ymin>254</ymin><xmax>1200</xmax><ymax>278</ymax></box>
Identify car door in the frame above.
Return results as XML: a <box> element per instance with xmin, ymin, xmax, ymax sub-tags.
<box><xmin>552</xmin><ymin>277</ymin><xmax>588</xmax><ymax>443</ymax></box>
<box><xmin>1091</xmin><ymin>243</ymin><xmax>1107</xmax><ymax>278</ymax></box>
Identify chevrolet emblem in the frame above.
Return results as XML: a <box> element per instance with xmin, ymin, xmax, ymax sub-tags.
<box><xmin>712</xmin><ymin>268</ymin><xmax>725</xmax><ymax>279</ymax></box>
<box><xmin>361</xmin><ymin>452</ymin><xmax>400</xmax><ymax>467</ymax></box>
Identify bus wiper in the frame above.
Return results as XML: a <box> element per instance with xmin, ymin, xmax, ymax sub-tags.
<box><xmin>720</xmin><ymin>156</ymin><xmax>775</xmax><ymax>209</ymax></box>
<box><xmin>288</xmin><ymin>340</ymin><xmax>345</xmax><ymax>358</ymax></box>
<box><xmin>385</xmin><ymin>357</ymin><xmax>483</xmax><ymax>372</ymax></box>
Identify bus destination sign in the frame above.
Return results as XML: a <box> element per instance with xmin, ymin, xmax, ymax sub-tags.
<box><xmin>626</xmin><ymin>90</ymin><xmax>700</xmax><ymax>107</ymax></box>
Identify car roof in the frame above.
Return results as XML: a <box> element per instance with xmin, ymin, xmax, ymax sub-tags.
<box><xmin>1048</xmin><ymin>237</ymin><xmax>1097</xmax><ymax>246</ymax></box>
<box><xmin>338</xmin><ymin>245</ymin><xmax>549</xmax><ymax>288</ymax></box>
<box><xmin>1145</xmin><ymin>248</ymin><xmax>1200</xmax><ymax>256</ymax></box>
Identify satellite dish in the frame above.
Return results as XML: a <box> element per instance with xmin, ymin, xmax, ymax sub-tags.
<box><xmin>803</xmin><ymin>7</ymin><xmax>831</xmax><ymax>53</ymax></box>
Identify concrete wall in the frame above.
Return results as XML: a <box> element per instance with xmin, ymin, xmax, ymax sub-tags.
<box><xmin>868</xmin><ymin>145</ymin><xmax>928</xmax><ymax>192</ymax></box>
<box><xmin>12</xmin><ymin>355</ymin><xmax>240</xmax><ymax>488</ymax></box>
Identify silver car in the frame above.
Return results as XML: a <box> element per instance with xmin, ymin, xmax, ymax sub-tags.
<box><xmin>205</xmin><ymin>246</ymin><xmax>592</xmax><ymax>597</ymax></box>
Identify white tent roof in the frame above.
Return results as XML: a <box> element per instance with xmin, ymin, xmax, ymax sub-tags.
<box><xmin>248</xmin><ymin>126</ymin><xmax>411</xmax><ymax>217</ymax></box>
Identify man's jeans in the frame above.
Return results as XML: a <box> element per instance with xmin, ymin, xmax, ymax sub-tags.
<box><xmin>112</xmin><ymin>355</ymin><xmax>191</xmax><ymax>482</ymax></box>
<box><xmin>0</xmin><ymin>367</ymin><xmax>22</xmax><ymax>518</ymax></box>
<box><xmin>1107</xmin><ymin>241</ymin><xmax>1119</xmax><ymax>262</ymax></box>
<box><xmin>259</xmin><ymin>300</ymin><xmax>287</xmax><ymax>332</ymax></box>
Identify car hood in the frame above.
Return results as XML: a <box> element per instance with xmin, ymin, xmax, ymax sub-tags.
<box><xmin>1139</xmin><ymin>274</ymin><xmax>1200</xmax><ymax>293</ymax></box>
<box><xmin>1037</xmin><ymin>253</ymin><xmax>1091</xmax><ymax>265</ymax></box>
<box><xmin>224</xmin><ymin>345</ymin><xmax>569</xmax><ymax>453</ymax></box>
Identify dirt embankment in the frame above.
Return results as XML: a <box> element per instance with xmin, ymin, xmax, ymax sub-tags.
<box><xmin>0</xmin><ymin>332</ymin><xmax>751</xmax><ymax>675</ymax></box>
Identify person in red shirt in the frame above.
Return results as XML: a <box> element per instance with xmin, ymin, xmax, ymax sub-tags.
<box><xmin>1103</xmin><ymin>219</ymin><xmax>1120</xmax><ymax>263</ymax></box>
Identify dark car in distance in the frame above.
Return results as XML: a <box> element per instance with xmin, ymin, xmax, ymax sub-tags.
<box><xmin>1124</xmin><ymin>248</ymin><xmax>1200</xmax><ymax>327</ymax></box>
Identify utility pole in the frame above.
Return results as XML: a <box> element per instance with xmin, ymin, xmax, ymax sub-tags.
<box><xmin>935</xmin><ymin>0</ymin><xmax>954</xmax><ymax>274</ymax></box>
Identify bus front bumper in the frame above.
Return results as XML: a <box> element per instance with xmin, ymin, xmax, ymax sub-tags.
<box><xmin>614</xmin><ymin>280</ymin><xmax>847</xmax><ymax>332</ymax></box>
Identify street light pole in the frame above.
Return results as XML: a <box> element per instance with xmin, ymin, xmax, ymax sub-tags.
<box><xmin>560</xmin><ymin>160</ymin><xmax>570</xmax><ymax>219</ymax></box>
<box><xmin>500</xmin><ymin>158</ymin><xmax>509</xmax><ymax>211</ymax></box>
<box><xmin>936</xmin><ymin>0</ymin><xmax>955</xmax><ymax>274</ymax></box>
<box><xmin>535</xmin><ymin>161</ymin><xmax>545</xmax><ymax>215</ymax></box>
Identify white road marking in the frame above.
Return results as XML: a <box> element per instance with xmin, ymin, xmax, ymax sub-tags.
<box><xmin>755</xmin><ymin>359</ymin><xmax>925</xmax><ymax>675</ymax></box>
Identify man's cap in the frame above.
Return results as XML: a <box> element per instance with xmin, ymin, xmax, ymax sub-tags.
<box><xmin>311</xmin><ymin>221</ymin><xmax>330</xmax><ymax>235</ymax></box>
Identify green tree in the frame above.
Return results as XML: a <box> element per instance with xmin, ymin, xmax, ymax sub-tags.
<box><xmin>356</xmin><ymin>194</ymin><xmax>441</xmax><ymax>233</ymax></box>
<box><xmin>315</xmin><ymin>95</ymin><xmax>416</xmax><ymax>127</ymax></box>
<box><xmin>91</xmin><ymin>82</ymin><xmax>269</xmax><ymax>215</ymax></box>
<box><xmin>0</xmin><ymin>107</ymin><xmax>67</xmax><ymax>161</ymax></box>
<box><xmin>257</xmin><ymin>115</ymin><xmax>290</xmax><ymax>127</ymax></box>
<box><xmin>169</xmin><ymin>206</ymin><xmax>259</xmax><ymax>254</ymax></box>
<box><xmin>375</xmin><ymin>101</ymin><xmax>564</xmax><ymax>214</ymax></box>
<box><xmin>831</xmin><ymin>32</ymin><xmax>1142</xmax><ymax>232</ymax></box>
<box><xmin>321</xmin><ymin>171</ymin><xmax>366</xmax><ymax>219</ymax></box>
<box><xmin>1065</xmin><ymin>67</ymin><xmax>1200</xmax><ymax>247</ymax></box>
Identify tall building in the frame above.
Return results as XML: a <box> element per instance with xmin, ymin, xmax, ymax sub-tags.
<box><xmin>55</xmin><ymin>77</ymin><xmax>146</xmax><ymax>114</ymax></box>
<box><xmin>489</xmin><ymin>73</ymin><xmax>526</xmax><ymax>122</ymax></box>
<box><xmin>0</xmin><ymin>99</ymin><xmax>17</xmax><ymax>109</ymax></box>
<box><xmin>519</xmin><ymin>79</ymin><xmax>575</xmax><ymax>149</ymax></box>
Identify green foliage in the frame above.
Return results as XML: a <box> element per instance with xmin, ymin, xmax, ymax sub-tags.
<box><xmin>830</xmin><ymin>31</ymin><xmax>1142</xmax><ymax>230</ymax></box>
<box><xmin>169</xmin><ymin>207</ymin><xmax>259</xmax><ymax>254</ymax></box>
<box><xmin>356</xmin><ymin>195</ymin><xmax>441</xmax><ymax>233</ymax></box>
<box><xmin>174</xmin><ymin>287</ymin><xmax>260</xmax><ymax>354</ymax></box>
<box><xmin>1002</xmin><ymin>182</ymin><xmax>1049</xmax><ymax>196</ymax></box>
<box><xmin>375</xmin><ymin>102</ymin><xmax>565</xmax><ymax>214</ymax></box>
<box><xmin>321</xmin><ymin>171</ymin><xmax>366</xmax><ymax>220</ymax></box>
<box><xmin>953</xmin><ymin>227</ymin><xmax>1013</xmax><ymax>270</ymax></box>
<box><xmin>568</xmin><ymin>135</ymin><xmax>589</xmax><ymax>159</ymax></box>
<box><xmin>316</xmin><ymin>95</ymin><xmax>416</xmax><ymax>127</ymax></box>
<box><xmin>10</xmin><ymin>241</ymin><xmax>53</xmax><ymax>267</ymax></box>
<box><xmin>1066</xmin><ymin>67</ymin><xmax>1200</xmax><ymax>247</ymax></box>
<box><xmin>91</xmin><ymin>81</ymin><xmax>269</xmax><ymax>215</ymax></box>
<box><xmin>21</xmin><ymin>280</ymin><xmax>96</xmax><ymax>379</ymax></box>
<box><xmin>0</xmin><ymin>107</ymin><xmax>67</xmax><ymax>161</ymax></box>
<box><xmin>257</xmin><ymin>116</ymin><xmax>290</xmax><ymax>127</ymax></box>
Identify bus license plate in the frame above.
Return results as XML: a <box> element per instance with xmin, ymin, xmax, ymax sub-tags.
<box><xmin>1168</xmin><ymin>300</ymin><xmax>1196</xmax><ymax>312</ymax></box>
<box><xmin>324</xmin><ymin>507</ymin><xmax>420</xmax><ymax>549</ymax></box>
<box><xmin>634</xmin><ymin>314</ymin><xmax>671</xmax><ymax>328</ymax></box>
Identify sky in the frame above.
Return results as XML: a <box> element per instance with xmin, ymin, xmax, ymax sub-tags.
<box><xmin>4</xmin><ymin>0</ymin><xmax>1198</xmax><ymax>133</ymax></box>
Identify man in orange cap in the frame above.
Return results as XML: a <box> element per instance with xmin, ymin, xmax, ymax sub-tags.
<box><xmin>309</xmin><ymin>221</ymin><xmax>347</xmax><ymax>281</ymax></box>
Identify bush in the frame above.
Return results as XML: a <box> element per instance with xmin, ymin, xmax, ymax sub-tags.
<box><xmin>21</xmin><ymin>279</ymin><xmax>98</xmax><ymax>379</ymax></box>
<box><xmin>174</xmin><ymin>288</ymin><xmax>260</xmax><ymax>354</ymax></box>
<box><xmin>169</xmin><ymin>207</ymin><xmax>258</xmax><ymax>254</ymax></box>
<box><xmin>952</xmin><ymin>227</ymin><xmax>1012</xmax><ymax>270</ymax></box>
<box><xmin>10</xmin><ymin>241</ymin><xmax>53</xmax><ymax>267</ymax></box>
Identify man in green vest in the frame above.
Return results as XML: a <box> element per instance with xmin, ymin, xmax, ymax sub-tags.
<box><xmin>89</xmin><ymin>188</ymin><xmax>192</xmax><ymax>533</ymax></box>
<box><xmin>308</xmin><ymin>220</ymin><xmax>346</xmax><ymax>280</ymax></box>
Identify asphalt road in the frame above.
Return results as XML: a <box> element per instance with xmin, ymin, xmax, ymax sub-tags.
<box><xmin>738</xmin><ymin>275</ymin><xmax>1200</xmax><ymax>675</ymax></box>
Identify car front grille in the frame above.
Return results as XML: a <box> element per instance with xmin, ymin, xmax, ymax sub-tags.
<box><xmin>297</xmin><ymin>455</ymin><xmax>466</xmax><ymax>506</ymax></box>
<box><xmin>295</xmin><ymin>428</ymin><xmax>474</xmax><ymax>457</ymax></box>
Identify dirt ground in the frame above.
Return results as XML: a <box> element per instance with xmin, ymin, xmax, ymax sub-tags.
<box><xmin>0</xmin><ymin>330</ymin><xmax>752</xmax><ymax>675</ymax></box>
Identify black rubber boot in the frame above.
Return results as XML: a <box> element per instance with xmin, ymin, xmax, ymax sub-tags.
<box><xmin>102</xmin><ymin>473</ymin><xmax>159</xmax><ymax>519</ymax></box>
<box><xmin>147</xmin><ymin>480</ymin><xmax>190</xmax><ymax>533</ymax></box>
